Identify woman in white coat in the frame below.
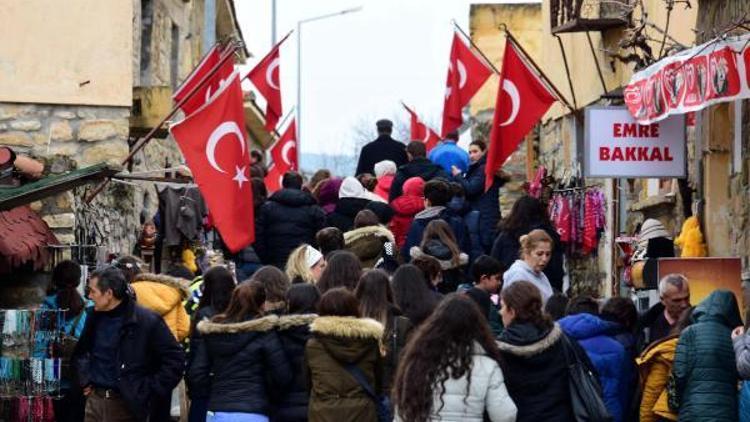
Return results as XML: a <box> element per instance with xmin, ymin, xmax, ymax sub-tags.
<box><xmin>392</xmin><ymin>294</ymin><xmax>517</xmax><ymax>422</ymax></box>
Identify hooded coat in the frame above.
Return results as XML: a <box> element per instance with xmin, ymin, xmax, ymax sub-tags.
<box><xmin>409</xmin><ymin>240</ymin><xmax>468</xmax><ymax>294</ymax></box>
<box><xmin>389</xmin><ymin>177</ymin><xmax>425</xmax><ymax>249</ymax></box>
<box><xmin>453</xmin><ymin>155</ymin><xmax>503</xmax><ymax>252</ymax></box>
<box><xmin>669</xmin><ymin>290</ymin><xmax>741</xmax><ymax>421</ymax></box>
<box><xmin>305</xmin><ymin>316</ymin><xmax>384</xmax><ymax>422</ymax></box>
<box><xmin>131</xmin><ymin>273</ymin><xmax>191</xmax><ymax>341</ymax></box>
<box><xmin>344</xmin><ymin>225</ymin><xmax>396</xmax><ymax>268</ymax></box>
<box><xmin>274</xmin><ymin>314</ymin><xmax>318</xmax><ymax>422</ymax></box>
<box><xmin>402</xmin><ymin>206</ymin><xmax>468</xmax><ymax>260</ymax></box>
<box><xmin>188</xmin><ymin>315</ymin><xmax>293</xmax><ymax>415</ymax></box>
<box><xmin>637</xmin><ymin>336</ymin><xmax>679</xmax><ymax>422</ymax></box>
<box><xmin>255</xmin><ymin>188</ymin><xmax>326</xmax><ymax>268</ymax></box>
<box><xmin>559</xmin><ymin>313</ymin><xmax>632</xmax><ymax>422</ymax></box>
<box><xmin>497</xmin><ymin>322</ymin><xmax>575</xmax><ymax>422</ymax></box>
<box><xmin>374</xmin><ymin>174</ymin><xmax>394</xmax><ymax>200</ymax></box>
<box><xmin>388</xmin><ymin>157</ymin><xmax>449</xmax><ymax>201</ymax></box>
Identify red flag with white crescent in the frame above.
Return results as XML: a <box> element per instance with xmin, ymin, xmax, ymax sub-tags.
<box><xmin>248</xmin><ymin>44</ymin><xmax>283</xmax><ymax>131</ymax></box>
<box><xmin>268</xmin><ymin>119</ymin><xmax>298</xmax><ymax>171</ymax></box>
<box><xmin>441</xmin><ymin>32</ymin><xmax>493</xmax><ymax>137</ymax></box>
<box><xmin>264</xmin><ymin>163</ymin><xmax>286</xmax><ymax>193</ymax></box>
<box><xmin>173</xmin><ymin>45</ymin><xmax>234</xmax><ymax>116</ymax></box>
<box><xmin>170</xmin><ymin>71</ymin><xmax>255</xmax><ymax>252</ymax></box>
<box><xmin>486</xmin><ymin>40</ymin><xmax>556</xmax><ymax>190</ymax></box>
<box><xmin>403</xmin><ymin>103</ymin><xmax>440</xmax><ymax>152</ymax></box>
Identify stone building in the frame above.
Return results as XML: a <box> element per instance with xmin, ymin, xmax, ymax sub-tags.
<box><xmin>0</xmin><ymin>0</ymin><xmax>248</xmax><ymax>255</ymax></box>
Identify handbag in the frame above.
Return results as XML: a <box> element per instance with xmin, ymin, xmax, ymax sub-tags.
<box><xmin>342</xmin><ymin>362</ymin><xmax>392</xmax><ymax>422</ymax></box>
<box><xmin>561</xmin><ymin>334</ymin><xmax>613</xmax><ymax>422</ymax></box>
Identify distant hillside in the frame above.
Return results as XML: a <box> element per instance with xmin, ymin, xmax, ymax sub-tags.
<box><xmin>301</xmin><ymin>153</ymin><xmax>356</xmax><ymax>177</ymax></box>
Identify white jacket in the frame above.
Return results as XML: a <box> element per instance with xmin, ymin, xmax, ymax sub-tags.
<box><xmin>503</xmin><ymin>259</ymin><xmax>553</xmax><ymax>303</ymax></box>
<box><xmin>396</xmin><ymin>345</ymin><xmax>517</xmax><ymax>422</ymax></box>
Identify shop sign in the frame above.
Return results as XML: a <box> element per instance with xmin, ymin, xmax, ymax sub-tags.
<box><xmin>584</xmin><ymin>106</ymin><xmax>685</xmax><ymax>178</ymax></box>
<box><xmin>624</xmin><ymin>33</ymin><xmax>750</xmax><ymax>124</ymax></box>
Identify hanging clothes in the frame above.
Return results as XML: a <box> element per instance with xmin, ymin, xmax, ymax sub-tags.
<box><xmin>157</xmin><ymin>186</ymin><xmax>208</xmax><ymax>247</ymax></box>
<box><xmin>547</xmin><ymin>187</ymin><xmax>606</xmax><ymax>257</ymax></box>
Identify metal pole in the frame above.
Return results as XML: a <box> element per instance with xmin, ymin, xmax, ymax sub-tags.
<box><xmin>451</xmin><ymin>19</ymin><xmax>500</xmax><ymax>75</ymax></box>
<box><xmin>271</xmin><ymin>0</ymin><xmax>277</xmax><ymax>45</ymax></box>
<box><xmin>296</xmin><ymin>20</ymin><xmax>302</xmax><ymax>169</ymax></box>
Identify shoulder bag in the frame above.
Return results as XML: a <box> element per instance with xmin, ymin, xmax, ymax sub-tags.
<box><xmin>561</xmin><ymin>333</ymin><xmax>613</xmax><ymax>422</ymax></box>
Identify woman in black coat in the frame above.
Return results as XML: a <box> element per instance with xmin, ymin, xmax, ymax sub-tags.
<box><xmin>187</xmin><ymin>281</ymin><xmax>292</xmax><ymax>419</ymax></box>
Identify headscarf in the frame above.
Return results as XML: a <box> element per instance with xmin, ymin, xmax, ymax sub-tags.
<box><xmin>339</xmin><ymin>176</ymin><xmax>386</xmax><ymax>203</ymax></box>
<box><xmin>318</xmin><ymin>177</ymin><xmax>343</xmax><ymax>214</ymax></box>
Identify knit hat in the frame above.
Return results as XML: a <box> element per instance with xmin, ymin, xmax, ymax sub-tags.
<box><xmin>402</xmin><ymin>177</ymin><xmax>425</xmax><ymax>197</ymax></box>
<box><xmin>638</xmin><ymin>218</ymin><xmax>670</xmax><ymax>248</ymax></box>
<box><xmin>374</xmin><ymin>160</ymin><xmax>397</xmax><ymax>178</ymax></box>
<box><xmin>304</xmin><ymin>245</ymin><xmax>323</xmax><ymax>268</ymax></box>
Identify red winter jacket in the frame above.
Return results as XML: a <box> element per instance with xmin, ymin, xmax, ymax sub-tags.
<box><xmin>389</xmin><ymin>177</ymin><xmax>425</xmax><ymax>248</ymax></box>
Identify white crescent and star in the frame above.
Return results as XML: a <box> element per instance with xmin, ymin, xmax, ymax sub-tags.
<box><xmin>444</xmin><ymin>59</ymin><xmax>467</xmax><ymax>99</ymax></box>
<box><xmin>281</xmin><ymin>139</ymin><xmax>296</xmax><ymax>166</ymax></box>
<box><xmin>499</xmin><ymin>79</ymin><xmax>520</xmax><ymax>127</ymax></box>
<box><xmin>205</xmin><ymin>121</ymin><xmax>250</xmax><ymax>188</ymax></box>
<box><xmin>266</xmin><ymin>58</ymin><xmax>280</xmax><ymax>91</ymax></box>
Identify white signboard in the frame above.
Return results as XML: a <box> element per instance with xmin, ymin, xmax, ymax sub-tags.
<box><xmin>584</xmin><ymin>107</ymin><xmax>686</xmax><ymax>178</ymax></box>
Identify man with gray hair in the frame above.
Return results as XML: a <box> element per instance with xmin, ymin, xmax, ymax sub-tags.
<box><xmin>637</xmin><ymin>273</ymin><xmax>692</xmax><ymax>350</ymax></box>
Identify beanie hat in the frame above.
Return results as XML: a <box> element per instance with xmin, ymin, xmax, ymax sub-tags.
<box><xmin>638</xmin><ymin>218</ymin><xmax>670</xmax><ymax>248</ymax></box>
<box><xmin>304</xmin><ymin>245</ymin><xmax>323</xmax><ymax>269</ymax></box>
<box><xmin>374</xmin><ymin>160</ymin><xmax>397</xmax><ymax>178</ymax></box>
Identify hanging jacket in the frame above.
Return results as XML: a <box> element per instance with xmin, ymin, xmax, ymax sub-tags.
<box><xmin>669</xmin><ymin>290</ymin><xmax>741</xmax><ymax>421</ymax></box>
<box><xmin>490</xmin><ymin>223</ymin><xmax>565</xmax><ymax>292</ymax></box>
<box><xmin>131</xmin><ymin>273</ymin><xmax>191</xmax><ymax>342</ymax></box>
<box><xmin>453</xmin><ymin>155</ymin><xmax>502</xmax><ymax>252</ymax></box>
<box><xmin>274</xmin><ymin>313</ymin><xmax>318</xmax><ymax>422</ymax></box>
<box><xmin>389</xmin><ymin>177</ymin><xmax>425</xmax><ymax>249</ymax></box>
<box><xmin>559</xmin><ymin>313</ymin><xmax>632</xmax><ymax>422</ymax></box>
<box><xmin>344</xmin><ymin>225</ymin><xmax>395</xmax><ymax>268</ymax></box>
<box><xmin>188</xmin><ymin>315</ymin><xmax>293</xmax><ymax>415</ymax></box>
<box><xmin>409</xmin><ymin>240</ymin><xmax>468</xmax><ymax>294</ymax></box>
<box><xmin>255</xmin><ymin>188</ymin><xmax>327</xmax><ymax>268</ymax></box>
<box><xmin>389</xmin><ymin>158</ymin><xmax>449</xmax><ymax>201</ymax></box>
<box><xmin>305</xmin><ymin>316</ymin><xmax>384</xmax><ymax>422</ymax></box>
<box><xmin>636</xmin><ymin>336</ymin><xmax>679</xmax><ymax>422</ymax></box>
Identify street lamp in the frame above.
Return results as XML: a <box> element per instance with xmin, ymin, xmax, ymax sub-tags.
<box><xmin>297</xmin><ymin>6</ymin><xmax>363</xmax><ymax>168</ymax></box>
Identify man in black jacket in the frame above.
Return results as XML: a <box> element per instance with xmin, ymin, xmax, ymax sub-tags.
<box><xmin>75</xmin><ymin>266</ymin><xmax>184</xmax><ymax>422</ymax></box>
<box><xmin>355</xmin><ymin>119</ymin><xmax>408</xmax><ymax>176</ymax></box>
<box><xmin>255</xmin><ymin>171</ymin><xmax>326</xmax><ymax>268</ymax></box>
<box><xmin>389</xmin><ymin>141</ymin><xmax>449</xmax><ymax>201</ymax></box>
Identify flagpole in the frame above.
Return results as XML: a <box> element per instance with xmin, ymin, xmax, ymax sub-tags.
<box><xmin>451</xmin><ymin>19</ymin><xmax>500</xmax><ymax>75</ymax></box>
<box><xmin>85</xmin><ymin>40</ymin><xmax>242</xmax><ymax>203</ymax></box>
<box><xmin>266</xmin><ymin>106</ymin><xmax>297</xmax><ymax>153</ymax></box>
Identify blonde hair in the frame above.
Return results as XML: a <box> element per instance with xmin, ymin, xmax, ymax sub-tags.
<box><xmin>285</xmin><ymin>244</ymin><xmax>315</xmax><ymax>283</ymax></box>
<box><xmin>520</xmin><ymin>229</ymin><xmax>553</xmax><ymax>257</ymax></box>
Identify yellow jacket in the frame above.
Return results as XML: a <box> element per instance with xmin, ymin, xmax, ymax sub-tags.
<box><xmin>636</xmin><ymin>336</ymin><xmax>679</xmax><ymax>422</ymax></box>
<box><xmin>131</xmin><ymin>273</ymin><xmax>191</xmax><ymax>342</ymax></box>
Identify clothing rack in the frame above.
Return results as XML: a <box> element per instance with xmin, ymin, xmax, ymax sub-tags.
<box><xmin>552</xmin><ymin>184</ymin><xmax>600</xmax><ymax>193</ymax></box>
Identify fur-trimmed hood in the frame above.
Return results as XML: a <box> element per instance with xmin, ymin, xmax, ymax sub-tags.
<box><xmin>497</xmin><ymin>323</ymin><xmax>563</xmax><ymax>358</ymax></box>
<box><xmin>277</xmin><ymin>313</ymin><xmax>318</xmax><ymax>330</ymax></box>
<box><xmin>310</xmin><ymin>316</ymin><xmax>383</xmax><ymax>340</ymax></box>
<box><xmin>197</xmin><ymin>314</ymin><xmax>279</xmax><ymax>335</ymax></box>
<box><xmin>132</xmin><ymin>273</ymin><xmax>191</xmax><ymax>299</ymax></box>
<box><xmin>409</xmin><ymin>246</ymin><xmax>468</xmax><ymax>270</ymax></box>
<box><xmin>343</xmin><ymin>225</ymin><xmax>395</xmax><ymax>244</ymax></box>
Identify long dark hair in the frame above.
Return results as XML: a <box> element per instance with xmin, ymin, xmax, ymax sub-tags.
<box><xmin>391</xmin><ymin>265</ymin><xmax>438</xmax><ymax>325</ymax></box>
<box><xmin>251</xmin><ymin>266</ymin><xmax>290</xmax><ymax>303</ymax></box>
<box><xmin>355</xmin><ymin>269</ymin><xmax>394</xmax><ymax>328</ymax></box>
<box><xmin>49</xmin><ymin>260</ymin><xmax>84</xmax><ymax>318</ymax></box>
<box><xmin>500</xmin><ymin>280</ymin><xmax>552</xmax><ymax>329</ymax></box>
<box><xmin>393</xmin><ymin>294</ymin><xmax>503</xmax><ymax>422</ymax></box>
<box><xmin>212</xmin><ymin>281</ymin><xmax>265</xmax><ymax>324</ymax></box>
<box><xmin>421</xmin><ymin>220</ymin><xmax>461</xmax><ymax>266</ymax></box>
<box><xmin>497</xmin><ymin>195</ymin><xmax>549</xmax><ymax>235</ymax></box>
<box><xmin>317</xmin><ymin>250</ymin><xmax>362</xmax><ymax>293</ymax></box>
<box><xmin>317</xmin><ymin>287</ymin><xmax>360</xmax><ymax>317</ymax></box>
<box><xmin>286</xmin><ymin>283</ymin><xmax>321</xmax><ymax>314</ymax></box>
<box><xmin>198</xmin><ymin>266</ymin><xmax>235</xmax><ymax>314</ymax></box>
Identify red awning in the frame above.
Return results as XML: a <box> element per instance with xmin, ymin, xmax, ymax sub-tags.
<box><xmin>0</xmin><ymin>205</ymin><xmax>58</xmax><ymax>274</ymax></box>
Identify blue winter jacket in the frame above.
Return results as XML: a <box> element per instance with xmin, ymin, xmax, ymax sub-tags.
<box><xmin>428</xmin><ymin>141</ymin><xmax>470</xmax><ymax>174</ymax></box>
<box><xmin>559</xmin><ymin>313</ymin><xmax>631</xmax><ymax>422</ymax></box>
<box><xmin>453</xmin><ymin>155</ymin><xmax>502</xmax><ymax>252</ymax></box>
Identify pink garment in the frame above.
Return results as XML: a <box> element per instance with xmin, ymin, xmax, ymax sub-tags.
<box><xmin>374</xmin><ymin>174</ymin><xmax>394</xmax><ymax>200</ymax></box>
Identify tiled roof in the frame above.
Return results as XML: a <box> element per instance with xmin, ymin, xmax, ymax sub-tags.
<box><xmin>0</xmin><ymin>205</ymin><xmax>58</xmax><ymax>274</ymax></box>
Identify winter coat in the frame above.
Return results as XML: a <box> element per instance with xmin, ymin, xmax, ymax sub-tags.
<box><xmin>395</xmin><ymin>343</ymin><xmax>517</xmax><ymax>422</ymax></box>
<box><xmin>490</xmin><ymin>223</ymin><xmax>565</xmax><ymax>292</ymax></box>
<box><xmin>383</xmin><ymin>311</ymin><xmax>413</xmax><ymax>395</ymax></box>
<box><xmin>255</xmin><ymin>188</ymin><xmax>326</xmax><ymax>268</ymax></box>
<box><xmin>305</xmin><ymin>316</ymin><xmax>384</xmax><ymax>422</ymax></box>
<box><xmin>188</xmin><ymin>315</ymin><xmax>293</xmax><ymax>415</ymax></box>
<box><xmin>344</xmin><ymin>225</ymin><xmax>395</xmax><ymax>268</ymax></box>
<box><xmin>409</xmin><ymin>241</ymin><xmax>468</xmax><ymax>294</ymax></box>
<box><xmin>274</xmin><ymin>314</ymin><xmax>318</xmax><ymax>422</ymax></box>
<box><xmin>669</xmin><ymin>289</ymin><xmax>741</xmax><ymax>421</ymax></box>
<box><xmin>448</xmin><ymin>196</ymin><xmax>484</xmax><ymax>263</ymax></box>
<box><xmin>131</xmin><ymin>273</ymin><xmax>191</xmax><ymax>342</ymax></box>
<box><xmin>356</xmin><ymin>135</ymin><xmax>408</xmax><ymax>176</ymax></box>
<box><xmin>428</xmin><ymin>140</ymin><xmax>470</xmax><ymax>174</ymax></box>
<box><xmin>389</xmin><ymin>158</ymin><xmax>449</xmax><ymax>201</ymax></box>
<box><xmin>374</xmin><ymin>174</ymin><xmax>394</xmax><ymax>200</ymax></box>
<box><xmin>326</xmin><ymin>197</ymin><xmax>370</xmax><ymax>232</ymax></box>
<box><xmin>503</xmin><ymin>260</ymin><xmax>554</xmax><ymax>303</ymax></box>
<box><xmin>74</xmin><ymin>298</ymin><xmax>185</xmax><ymax>421</ymax></box>
<box><xmin>389</xmin><ymin>177</ymin><xmax>425</xmax><ymax>249</ymax></box>
<box><xmin>636</xmin><ymin>336</ymin><xmax>679</xmax><ymax>422</ymax></box>
<box><xmin>186</xmin><ymin>306</ymin><xmax>219</xmax><ymax>400</ymax></box>
<box><xmin>402</xmin><ymin>206</ymin><xmax>468</xmax><ymax>260</ymax></box>
<box><xmin>559</xmin><ymin>312</ymin><xmax>631</xmax><ymax>422</ymax></box>
<box><xmin>497</xmin><ymin>322</ymin><xmax>575</xmax><ymax>422</ymax></box>
<box><xmin>453</xmin><ymin>155</ymin><xmax>502</xmax><ymax>252</ymax></box>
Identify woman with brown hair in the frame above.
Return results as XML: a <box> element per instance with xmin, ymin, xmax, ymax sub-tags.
<box><xmin>344</xmin><ymin>209</ymin><xmax>396</xmax><ymax>268</ymax></box>
<box><xmin>305</xmin><ymin>288</ymin><xmax>384</xmax><ymax>422</ymax></box>
<box><xmin>251</xmin><ymin>266</ymin><xmax>291</xmax><ymax>315</ymax></box>
<box><xmin>188</xmin><ymin>281</ymin><xmax>292</xmax><ymax>421</ymax></box>
<box><xmin>316</xmin><ymin>250</ymin><xmax>362</xmax><ymax>293</ymax></box>
<box><xmin>393</xmin><ymin>294</ymin><xmax>517</xmax><ymax>422</ymax></box>
<box><xmin>503</xmin><ymin>229</ymin><xmax>555</xmax><ymax>302</ymax></box>
<box><xmin>409</xmin><ymin>219</ymin><xmax>468</xmax><ymax>293</ymax></box>
<box><xmin>496</xmin><ymin>280</ymin><xmax>577</xmax><ymax>422</ymax></box>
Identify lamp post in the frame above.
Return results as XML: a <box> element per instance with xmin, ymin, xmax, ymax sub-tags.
<box><xmin>297</xmin><ymin>6</ymin><xmax>363</xmax><ymax>168</ymax></box>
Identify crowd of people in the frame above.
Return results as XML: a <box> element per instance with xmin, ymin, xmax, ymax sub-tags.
<box><xmin>42</xmin><ymin>119</ymin><xmax>750</xmax><ymax>421</ymax></box>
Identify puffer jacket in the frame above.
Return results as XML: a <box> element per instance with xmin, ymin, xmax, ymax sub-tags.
<box><xmin>274</xmin><ymin>314</ymin><xmax>318</xmax><ymax>422</ymax></box>
<box><xmin>326</xmin><ymin>197</ymin><xmax>370</xmax><ymax>233</ymax></box>
<box><xmin>395</xmin><ymin>343</ymin><xmax>517</xmax><ymax>422</ymax></box>
<box><xmin>344</xmin><ymin>225</ymin><xmax>395</xmax><ymax>268</ymax></box>
<box><xmin>497</xmin><ymin>322</ymin><xmax>575</xmax><ymax>422</ymax></box>
<box><xmin>669</xmin><ymin>289</ymin><xmax>741</xmax><ymax>421</ymax></box>
<box><xmin>131</xmin><ymin>273</ymin><xmax>191</xmax><ymax>341</ymax></box>
<box><xmin>389</xmin><ymin>177</ymin><xmax>425</xmax><ymax>249</ymax></box>
<box><xmin>305</xmin><ymin>316</ymin><xmax>384</xmax><ymax>422</ymax></box>
<box><xmin>409</xmin><ymin>240</ymin><xmax>468</xmax><ymax>294</ymax></box>
<box><xmin>453</xmin><ymin>155</ymin><xmax>503</xmax><ymax>252</ymax></box>
<box><xmin>255</xmin><ymin>188</ymin><xmax>327</xmax><ymax>268</ymax></box>
<box><xmin>389</xmin><ymin>157</ymin><xmax>449</xmax><ymax>201</ymax></box>
<box><xmin>559</xmin><ymin>313</ymin><xmax>631</xmax><ymax>422</ymax></box>
<box><xmin>188</xmin><ymin>315</ymin><xmax>293</xmax><ymax>415</ymax></box>
<box><xmin>637</xmin><ymin>336</ymin><xmax>679</xmax><ymax>422</ymax></box>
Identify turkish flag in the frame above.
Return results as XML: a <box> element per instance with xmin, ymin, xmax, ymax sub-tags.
<box><xmin>247</xmin><ymin>45</ymin><xmax>282</xmax><ymax>131</ymax></box>
<box><xmin>268</xmin><ymin>119</ymin><xmax>298</xmax><ymax>171</ymax></box>
<box><xmin>170</xmin><ymin>71</ymin><xmax>255</xmax><ymax>252</ymax></box>
<box><xmin>403</xmin><ymin>103</ymin><xmax>440</xmax><ymax>152</ymax></box>
<box><xmin>173</xmin><ymin>44</ymin><xmax>235</xmax><ymax>116</ymax></box>
<box><xmin>486</xmin><ymin>40</ymin><xmax>555</xmax><ymax>189</ymax></box>
<box><xmin>264</xmin><ymin>163</ymin><xmax>286</xmax><ymax>193</ymax></box>
<box><xmin>441</xmin><ymin>32</ymin><xmax>493</xmax><ymax>137</ymax></box>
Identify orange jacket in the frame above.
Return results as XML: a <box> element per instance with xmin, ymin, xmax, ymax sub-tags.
<box><xmin>131</xmin><ymin>273</ymin><xmax>191</xmax><ymax>342</ymax></box>
<box><xmin>636</xmin><ymin>336</ymin><xmax>679</xmax><ymax>422</ymax></box>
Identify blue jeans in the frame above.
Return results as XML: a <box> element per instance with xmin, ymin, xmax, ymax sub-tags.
<box><xmin>207</xmin><ymin>412</ymin><xmax>269</xmax><ymax>422</ymax></box>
